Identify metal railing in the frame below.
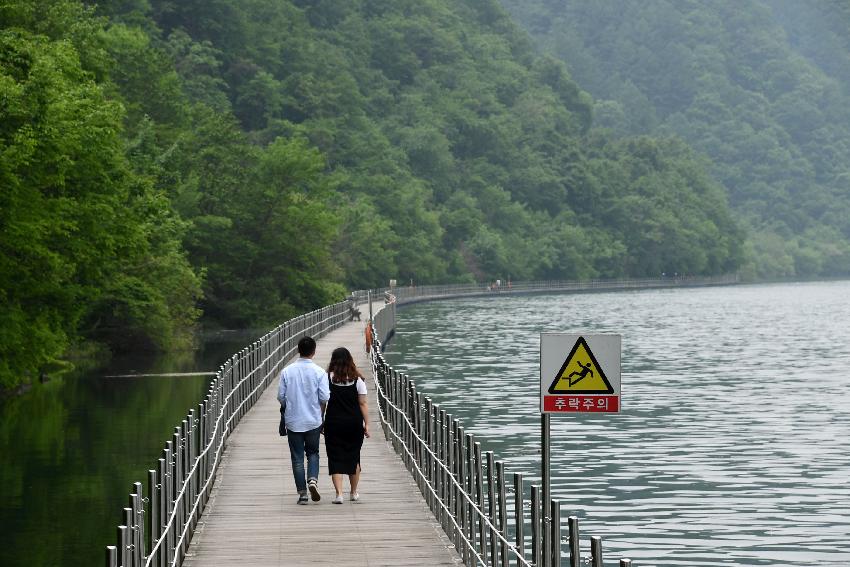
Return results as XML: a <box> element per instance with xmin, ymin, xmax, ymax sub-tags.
<box><xmin>353</xmin><ymin>274</ymin><xmax>738</xmax><ymax>308</ymax></box>
<box><xmin>106</xmin><ymin>275</ymin><xmax>739</xmax><ymax>565</ymax></box>
<box><xmin>105</xmin><ymin>301</ymin><xmax>349</xmax><ymax>567</ymax></box>
<box><xmin>370</xmin><ymin>305</ymin><xmax>637</xmax><ymax>567</ymax></box>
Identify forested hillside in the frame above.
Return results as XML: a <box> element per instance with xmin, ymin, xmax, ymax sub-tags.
<box><xmin>1</xmin><ymin>0</ymin><xmax>744</xmax><ymax>389</ymax></box>
<box><xmin>501</xmin><ymin>0</ymin><xmax>850</xmax><ymax>278</ymax></box>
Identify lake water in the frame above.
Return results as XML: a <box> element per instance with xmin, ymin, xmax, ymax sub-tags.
<box><xmin>384</xmin><ymin>281</ymin><xmax>850</xmax><ymax>566</ymax></box>
<box><xmin>0</xmin><ymin>335</ymin><xmax>245</xmax><ymax>567</ymax></box>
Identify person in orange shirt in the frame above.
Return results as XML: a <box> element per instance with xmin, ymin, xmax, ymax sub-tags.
<box><xmin>364</xmin><ymin>321</ymin><xmax>373</xmax><ymax>354</ymax></box>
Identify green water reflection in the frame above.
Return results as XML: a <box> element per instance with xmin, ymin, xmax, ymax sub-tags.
<box><xmin>0</xmin><ymin>340</ymin><xmax>243</xmax><ymax>567</ymax></box>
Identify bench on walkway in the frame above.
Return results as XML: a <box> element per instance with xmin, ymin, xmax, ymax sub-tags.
<box><xmin>348</xmin><ymin>302</ymin><xmax>361</xmax><ymax>321</ymax></box>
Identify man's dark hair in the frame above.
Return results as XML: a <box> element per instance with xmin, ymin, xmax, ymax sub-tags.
<box><xmin>297</xmin><ymin>336</ymin><xmax>316</xmax><ymax>357</ymax></box>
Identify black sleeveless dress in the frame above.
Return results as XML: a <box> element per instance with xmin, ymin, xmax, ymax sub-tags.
<box><xmin>324</xmin><ymin>377</ymin><xmax>365</xmax><ymax>475</ymax></box>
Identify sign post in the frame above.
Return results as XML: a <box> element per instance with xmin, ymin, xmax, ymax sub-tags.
<box><xmin>540</xmin><ymin>333</ymin><xmax>621</xmax><ymax>566</ymax></box>
<box><xmin>542</xmin><ymin>412</ymin><xmax>551</xmax><ymax>567</ymax></box>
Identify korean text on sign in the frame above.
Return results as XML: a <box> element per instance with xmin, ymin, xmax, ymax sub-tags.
<box><xmin>543</xmin><ymin>395</ymin><xmax>619</xmax><ymax>413</ymax></box>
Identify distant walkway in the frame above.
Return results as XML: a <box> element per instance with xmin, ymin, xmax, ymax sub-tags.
<box><xmin>182</xmin><ymin>319</ymin><xmax>461</xmax><ymax>566</ymax></box>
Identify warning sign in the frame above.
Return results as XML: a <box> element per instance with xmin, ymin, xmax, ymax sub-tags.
<box><xmin>541</xmin><ymin>334</ymin><xmax>620</xmax><ymax>414</ymax></box>
<box><xmin>548</xmin><ymin>337</ymin><xmax>613</xmax><ymax>394</ymax></box>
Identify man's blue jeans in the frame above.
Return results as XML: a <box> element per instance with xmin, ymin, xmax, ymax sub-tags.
<box><xmin>287</xmin><ymin>425</ymin><xmax>321</xmax><ymax>493</ymax></box>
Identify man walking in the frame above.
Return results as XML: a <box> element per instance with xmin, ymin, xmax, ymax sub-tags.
<box><xmin>278</xmin><ymin>336</ymin><xmax>330</xmax><ymax>504</ymax></box>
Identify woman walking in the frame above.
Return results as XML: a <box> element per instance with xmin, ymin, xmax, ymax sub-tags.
<box><xmin>324</xmin><ymin>347</ymin><xmax>370</xmax><ymax>504</ymax></box>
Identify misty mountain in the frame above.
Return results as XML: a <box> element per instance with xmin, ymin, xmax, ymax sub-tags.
<box><xmin>501</xmin><ymin>0</ymin><xmax>850</xmax><ymax>278</ymax></box>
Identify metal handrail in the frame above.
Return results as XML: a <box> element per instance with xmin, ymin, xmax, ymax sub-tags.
<box><xmin>370</xmin><ymin>348</ymin><xmax>532</xmax><ymax>566</ymax></box>
<box><xmin>366</xmin><ymin>273</ymin><xmax>739</xmax><ymax>308</ymax></box>
<box><xmin>106</xmin><ymin>302</ymin><xmax>349</xmax><ymax>567</ymax></box>
<box><xmin>369</xmin><ymin>301</ymin><xmax>639</xmax><ymax>566</ymax></box>
<box><xmin>105</xmin><ymin>275</ymin><xmax>737</xmax><ymax>565</ymax></box>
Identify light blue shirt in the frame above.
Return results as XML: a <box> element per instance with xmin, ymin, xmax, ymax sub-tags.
<box><xmin>277</xmin><ymin>358</ymin><xmax>330</xmax><ymax>432</ymax></box>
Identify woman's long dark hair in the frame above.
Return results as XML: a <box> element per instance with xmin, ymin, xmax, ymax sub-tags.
<box><xmin>327</xmin><ymin>347</ymin><xmax>363</xmax><ymax>384</ymax></box>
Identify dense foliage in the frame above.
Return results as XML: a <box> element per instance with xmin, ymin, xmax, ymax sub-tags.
<box><xmin>1</xmin><ymin>0</ymin><xmax>745</xmax><ymax>389</ymax></box>
<box><xmin>501</xmin><ymin>0</ymin><xmax>850</xmax><ymax>278</ymax></box>
<box><xmin>1</xmin><ymin>2</ymin><xmax>202</xmax><ymax>388</ymax></box>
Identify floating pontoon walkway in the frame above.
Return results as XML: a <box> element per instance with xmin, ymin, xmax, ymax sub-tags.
<box><xmin>182</xmin><ymin>319</ymin><xmax>461</xmax><ymax>566</ymax></box>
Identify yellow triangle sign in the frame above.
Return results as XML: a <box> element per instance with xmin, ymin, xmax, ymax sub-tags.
<box><xmin>548</xmin><ymin>336</ymin><xmax>614</xmax><ymax>394</ymax></box>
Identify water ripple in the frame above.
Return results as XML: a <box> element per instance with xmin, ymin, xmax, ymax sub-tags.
<box><xmin>385</xmin><ymin>281</ymin><xmax>850</xmax><ymax>566</ymax></box>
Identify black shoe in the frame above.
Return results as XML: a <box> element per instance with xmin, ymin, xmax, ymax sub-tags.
<box><xmin>307</xmin><ymin>479</ymin><xmax>321</xmax><ymax>502</ymax></box>
<box><xmin>297</xmin><ymin>493</ymin><xmax>309</xmax><ymax>505</ymax></box>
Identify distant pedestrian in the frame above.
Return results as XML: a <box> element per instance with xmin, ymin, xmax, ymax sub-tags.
<box><xmin>324</xmin><ymin>347</ymin><xmax>370</xmax><ymax>504</ymax></box>
<box><xmin>364</xmin><ymin>321</ymin><xmax>373</xmax><ymax>354</ymax></box>
<box><xmin>278</xmin><ymin>336</ymin><xmax>330</xmax><ymax>505</ymax></box>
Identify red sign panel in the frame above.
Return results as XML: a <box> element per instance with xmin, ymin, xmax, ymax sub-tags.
<box><xmin>543</xmin><ymin>395</ymin><xmax>619</xmax><ymax>413</ymax></box>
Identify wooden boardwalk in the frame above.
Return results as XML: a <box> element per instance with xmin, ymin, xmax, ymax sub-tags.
<box><xmin>183</xmin><ymin>319</ymin><xmax>461</xmax><ymax>566</ymax></box>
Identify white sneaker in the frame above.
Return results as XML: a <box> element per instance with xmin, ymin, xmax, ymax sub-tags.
<box><xmin>350</xmin><ymin>492</ymin><xmax>360</xmax><ymax>502</ymax></box>
<box><xmin>332</xmin><ymin>494</ymin><xmax>344</xmax><ymax>504</ymax></box>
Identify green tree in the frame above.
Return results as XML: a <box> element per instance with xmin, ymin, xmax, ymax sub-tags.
<box><xmin>1</xmin><ymin>2</ymin><xmax>200</xmax><ymax>388</ymax></box>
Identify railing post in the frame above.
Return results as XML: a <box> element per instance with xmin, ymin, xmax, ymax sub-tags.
<box><xmin>148</xmin><ymin>469</ymin><xmax>158</xmax><ymax>561</ymax></box>
<box><xmin>164</xmin><ymin>443</ymin><xmax>174</xmax><ymax>565</ymax></box>
<box><xmin>447</xmin><ymin>416</ymin><xmax>457</xmax><ymax>551</ymax></box>
<box><xmin>433</xmin><ymin>403</ymin><xmax>442</xmax><ymax>519</ymax></box>
<box><xmin>106</xmin><ymin>545</ymin><xmax>118</xmax><ymax>567</ymax></box>
<box><xmin>531</xmin><ymin>484</ymin><xmax>541</xmax><ymax>566</ymax></box>
<box><xmin>123</xmin><ymin>507</ymin><xmax>134</xmax><ymax>565</ymax></box>
<box><xmin>444</xmin><ymin>411</ymin><xmax>451</xmax><ymax>536</ymax></box>
<box><xmin>465</xmin><ymin>433</ymin><xmax>477</xmax><ymax>565</ymax></box>
<box><xmin>590</xmin><ymin>536</ymin><xmax>603</xmax><ymax>567</ymax></box>
<box><xmin>407</xmin><ymin>377</ymin><xmax>415</xmax><ymax>472</ymax></box>
<box><xmin>118</xmin><ymin>524</ymin><xmax>129</xmax><ymax>567</ymax></box>
<box><xmin>437</xmin><ymin>407</ymin><xmax>446</xmax><ymax>530</ymax></box>
<box><xmin>197</xmin><ymin>401</ymin><xmax>206</xmax><ymax>516</ymax></box>
<box><xmin>404</xmin><ymin>378</ymin><xmax>413</xmax><ymax>471</ymax></box>
<box><xmin>514</xmin><ymin>473</ymin><xmax>524</xmax><ymax>561</ymax></box>
<box><xmin>187</xmin><ymin>408</ymin><xmax>196</xmax><ymax>531</ymax></box>
<box><xmin>474</xmin><ymin>442</ymin><xmax>487</xmax><ymax>564</ymax></box>
<box><xmin>568</xmin><ymin>516</ymin><xmax>580</xmax><ymax>567</ymax></box>
<box><xmin>395</xmin><ymin>371</ymin><xmax>403</xmax><ymax>454</ymax></box>
<box><xmin>175</xmin><ymin>423</ymin><xmax>185</xmax><ymax>558</ymax></box>
<box><xmin>551</xmin><ymin>500</ymin><xmax>562</xmax><ymax>567</ymax></box>
<box><xmin>129</xmin><ymin>494</ymin><xmax>140</xmax><ymax>567</ymax></box>
<box><xmin>496</xmin><ymin>461</ymin><xmax>508</xmax><ymax>566</ymax></box>
<box><xmin>160</xmin><ymin>451</ymin><xmax>171</xmax><ymax>567</ymax></box>
<box><xmin>433</xmin><ymin>403</ymin><xmax>440</xmax><ymax>517</ymax></box>
<box><xmin>133</xmin><ymin>481</ymin><xmax>145</xmax><ymax>563</ymax></box>
<box><xmin>382</xmin><ymin>362</ymin><xmax>390</xmax><ymax>438</ymax></box>
<box><xmin>415</xmin><ymin>391</ymin><xmax>425</xmax><ymax>494</ymax></box>
<box><xmin>453</xmin><ymin>419</ymin><xmax>463</xmax><ymax>560</ymax></box>
<box><xmin>425</xmin><ymin>398</ymin><xmax>434</xmax><ymax>512</ymax></box>
<box><xmin>457</xmin><ymin>425</ymin><xmax>468</xmax><ymax>566</ymax></box>
<box><xmin>486</xmin><ymin>451</ymin><xmax>497</xmax><ymax>565</ymax></box>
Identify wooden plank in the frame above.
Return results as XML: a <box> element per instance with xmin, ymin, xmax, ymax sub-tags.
<box><xmin>183</xmin><ymin>318</ymin><xmax>461</xmax><ymax>566</ymax></box>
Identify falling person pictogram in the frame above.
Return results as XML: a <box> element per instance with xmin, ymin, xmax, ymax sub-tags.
<box><xmin>567</xmin><ymin>361</ymin><xmax>593</xmax><ymax>386</ymax></box>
